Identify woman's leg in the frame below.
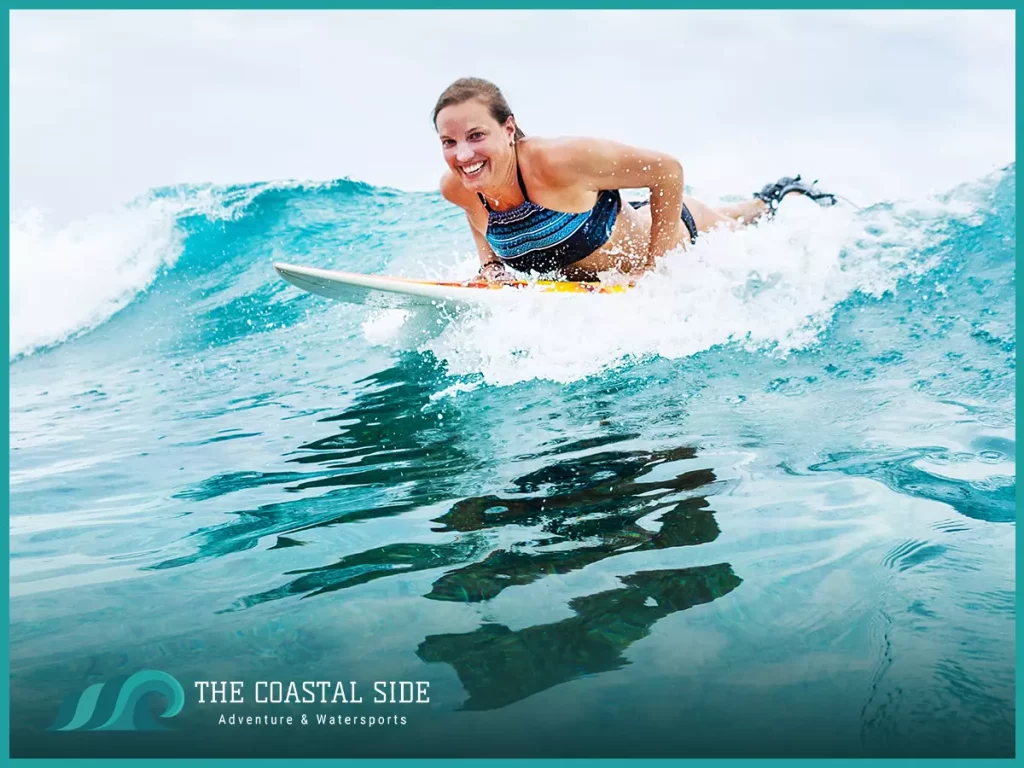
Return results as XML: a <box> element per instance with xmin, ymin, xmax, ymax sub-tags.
<box><xmin>654</xmin><ymin>180</ymin><xmax>830</xmax><ymax>244</ymax></box>
<box><xmin>714</xmin><ymin>186</ymin><xmax>827</xmax><ymax>224</ymax></box>
<box><xmin>683</xmin><ymin>196</ymin><xmax>768</xmax><ymax>233</ymax></box>
<box><xmin>713</xmin><ymin>198</ymin><xmax>770</xmax><ymax>225</ymax></box>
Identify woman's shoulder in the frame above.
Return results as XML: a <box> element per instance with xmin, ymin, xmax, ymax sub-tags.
<box><xmin>518</xmin><ymin>135</ymin><xmax>576</xmax><ymax>166</ymax></box>
<box><xmin>519</xmin><ymin>136</ymin><xmax>611</xmax><ymax>184</ymax></box>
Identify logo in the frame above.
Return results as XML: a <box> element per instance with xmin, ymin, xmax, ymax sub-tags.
<box><xmin>49</xmin><ymin>669</ymin><xmax>185</xmax><ymax>732</ymax></box>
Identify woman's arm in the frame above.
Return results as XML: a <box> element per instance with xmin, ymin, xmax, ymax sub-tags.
<box><xmin>441</xmin><ymin>171</ymin><xmax>515</xmax><ymax>283</ymax></box>
<box><xmin>467</xmin><ymin>215</ymin><xmax>514</xmax><ymax>282</ymax></box>
<box><xmin>537</xmin><ymin>138</ymin><xmax>685</xmax><ymax>268</ymax></box>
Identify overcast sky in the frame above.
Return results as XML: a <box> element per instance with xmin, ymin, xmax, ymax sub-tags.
<box><xmin>10</xmin><ymin>10</ymin><xmax>1015</xmax><ymax>223</ymax></box>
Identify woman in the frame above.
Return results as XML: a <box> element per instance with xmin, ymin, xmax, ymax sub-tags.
<box><xmin>433</xmin><ymin>77</ymin><xmax>836</xmax><ymax>282</ymax></box>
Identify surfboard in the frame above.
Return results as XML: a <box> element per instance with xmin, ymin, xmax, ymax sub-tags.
<box><xmin>273</xmin><ymin>262</ymin><xmax>629</xmax><ymax>306</ymax></box>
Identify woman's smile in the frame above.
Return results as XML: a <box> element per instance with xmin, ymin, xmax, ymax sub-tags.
<box><xmin>460</xmin><ymin>159</ymin><xmax>487</xmax><ymax>178</ymax></box>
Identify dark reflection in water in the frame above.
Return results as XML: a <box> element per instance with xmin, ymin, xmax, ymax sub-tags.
<box><xmin>153</xmin><ymin>358</ymin><xmax>474</xmax><ymax>570</ymax></box>
<box><xmin>163</xmin><ymin>356</ymin><xmax>737</xmax><ymax>662</ymax></box>
<box><xmin>224</xmin><ymin>442</ymin><xmax>721</xmax><ymax>611</ymax></box>
<box><xmin>418</xmin><ymin>565</ymin><xmax>742</xmax><ymax>711</ymax></box>
<box><xmin>426</xmin><ymin>495</ymin><xmax>717</xmax><ymax>603</ymax></box>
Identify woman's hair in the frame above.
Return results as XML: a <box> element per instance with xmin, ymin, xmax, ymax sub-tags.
<box><xmin>432</xmin><ymin>77</ymin><xmax>525</xmax><ymax>140</ymax></box>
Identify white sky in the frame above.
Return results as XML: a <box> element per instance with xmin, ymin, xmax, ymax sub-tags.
<box><xmin>10</xmin><ymin>10</ymin><xmax>1016</xmax><ymax>223</ymax></box>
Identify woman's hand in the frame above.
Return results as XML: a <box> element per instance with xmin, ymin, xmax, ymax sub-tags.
<box><xmin>475</xmin><ymin>260</ymin><xmax>516</xmax><ymax>284</ymax></box>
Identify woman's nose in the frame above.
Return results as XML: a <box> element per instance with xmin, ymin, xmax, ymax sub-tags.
<box><xmin>455</xmin><ymin>144</ymin><xmax>474</xmax><ymax>162</ymax></box>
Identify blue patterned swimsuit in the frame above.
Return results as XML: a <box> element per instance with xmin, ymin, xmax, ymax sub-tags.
<box><xmin>479</xmin><ymin>164</ymin><xmax>697</xmax><ymax>273</ymax></box>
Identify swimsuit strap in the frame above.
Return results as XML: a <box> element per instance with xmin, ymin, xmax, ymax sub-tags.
<box><xmin>514</xmin><ymin>145</ymin><xmax>531</xmax><ymax>201</ymax></box>
<box><xmin>477</xmin><ymin>143</ymin><xmax>531</xmax><ymax>212</ymax></box>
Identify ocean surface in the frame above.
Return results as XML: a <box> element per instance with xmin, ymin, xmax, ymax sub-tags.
<box><xmin>9</xmin><ymin>165</ymin><xmax>1015</xmax><ymax>757</ymax></box>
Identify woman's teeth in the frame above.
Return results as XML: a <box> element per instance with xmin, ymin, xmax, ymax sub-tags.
<box><xmin>462</xmin><ymin>161</ymin><xmax>486</xmax><ymax>175</ymax></box>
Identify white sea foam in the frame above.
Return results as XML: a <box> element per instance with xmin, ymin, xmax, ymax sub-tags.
<box><xmin>414</xmin><ymin>196</ymin><xmax>960</xmax><ymax>386</ymax></box>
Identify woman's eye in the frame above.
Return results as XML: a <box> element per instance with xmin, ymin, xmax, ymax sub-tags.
<box><xmin>469</xmin><ymin>132</ymin><xmax>484</xmax><ymax>140</ymax></box>
<box><xmin>442</xmin><ymin>139</ymin><xmax>455</xmax><ymax>148</ymax></box>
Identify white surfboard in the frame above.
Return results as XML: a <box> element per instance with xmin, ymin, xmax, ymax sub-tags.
<box><xmin>273</xmin><ymin>262</ymin><xmax>629</xmax><ymax>307</ymax></box>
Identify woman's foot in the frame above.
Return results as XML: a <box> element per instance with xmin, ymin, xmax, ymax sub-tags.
<box><xmin>754</xmin><ymin>175</ymin><xmax>837</xmax><ymax>216</ymax></box>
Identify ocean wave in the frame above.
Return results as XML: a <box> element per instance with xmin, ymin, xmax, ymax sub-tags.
<box><xmin>9</xmin><ymin>165</ymin><xmax>1013</xmax><ymax>369</ymax></box>
<box><xmin>8</xmin><ymin>177</ymin><xmax>386</xmax><ymax>360</ymax></box>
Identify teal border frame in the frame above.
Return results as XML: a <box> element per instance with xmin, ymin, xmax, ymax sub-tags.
<box><xmin>4</xmin><ymin>4</ymin><xmax>1018</xmax><ymax>766</ymax></box>
<box><xmin>2</xmin><ymin>4</ymin><xmax>9</xmax><ymax>766</ymax></box>
<box><xmin>3</xmin><ymin>2</ymin><xmax>1021</xmax><ymax>9</ymax></box>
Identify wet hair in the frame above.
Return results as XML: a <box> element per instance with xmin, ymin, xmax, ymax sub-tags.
<box><xmin>432</xmin><ymin>77</ymin><xmax>525</xmax><ymax>140</ymax></box>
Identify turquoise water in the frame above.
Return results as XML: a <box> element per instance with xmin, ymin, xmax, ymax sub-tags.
<box><xmin>9</xmin><ymin>165</ymin><xmax>1014</xmax><ymax>757</ymax></box>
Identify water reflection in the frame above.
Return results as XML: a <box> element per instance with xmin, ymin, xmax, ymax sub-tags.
<box><xmin>418</xmin><ymin>565</ymin><xmax>742</xmax><ymax>711</ymax></box>
<box><xmin>426</xmin><ymin>495</ymin><xmax>717</xmax><ymax>603</ymax></box>
<box><xmin>153</xmin><ymin>357</ymin><xmax>472</xmax><ymax>570</ymax></box>
<box><xmin>225</xmin><ymin>443</ymin><xmax>722</xmax><ymax>611</ymax></box>
<box><xmin>808</xmin><ymin>448</ymin><xmax>1015</xmax><ymax>523</ymax></box>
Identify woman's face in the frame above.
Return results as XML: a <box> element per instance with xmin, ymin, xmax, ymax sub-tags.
<box><xmin>435</xmin><ymin>99</ymin><xmax>515</xmax><ymax>191</ymax></box>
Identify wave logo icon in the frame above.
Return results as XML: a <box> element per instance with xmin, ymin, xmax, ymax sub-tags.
<box><xmin>49</xmin><ymin>669</ymin><xmax>186</xmax><ymax>731</ymax></box>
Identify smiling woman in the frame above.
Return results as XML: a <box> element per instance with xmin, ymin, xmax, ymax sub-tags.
<box><xmin>432</xmin><ymin>77</ymin><xmax>837</xmax><ymax>282</ymax></box>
